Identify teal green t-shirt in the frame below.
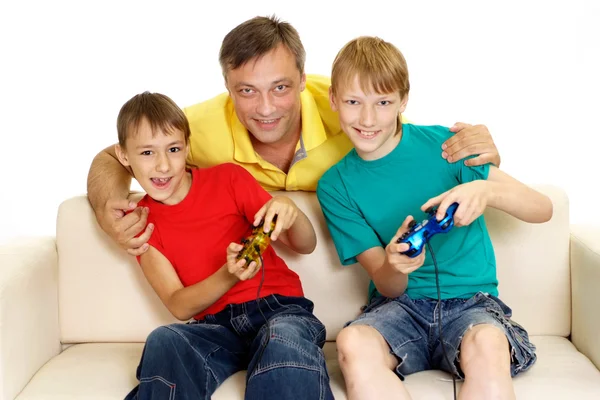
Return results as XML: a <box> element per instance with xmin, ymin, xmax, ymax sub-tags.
<box><xmin>316</xmin><ymin>123</ymin><xmax>497</xmax><ymax>301</ymax></box>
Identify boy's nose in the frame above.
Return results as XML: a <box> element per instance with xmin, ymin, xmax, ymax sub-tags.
<box><xmin>359</xmin><ymin>106</ymin><xmax>376</xmax><ymax>127</ymax></box>
<box><xmin>155</xmin><ymin>153</ymin><xmax>170</xmax><ymax>173</ymax></box>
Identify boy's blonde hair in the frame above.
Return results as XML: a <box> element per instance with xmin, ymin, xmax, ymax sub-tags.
<box><xmin>117</xmin><ymin>92</ymin><xmax>191</xmax><ymax>148</ymax></box>
<box><xmin>331</xmin><ymin>36</ymin><xmax>410</xmax><ymax>99</ymax></box>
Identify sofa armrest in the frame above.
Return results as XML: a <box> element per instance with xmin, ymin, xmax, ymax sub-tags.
<box><xmin>0</xmin><ymin>237</ymin><xmax>61</xmax><ymax>400</ymax></box>
<box><xmin>570</xmin><ymin>224</ymin><xmax>600</xmax><ymax>370</ymax></box>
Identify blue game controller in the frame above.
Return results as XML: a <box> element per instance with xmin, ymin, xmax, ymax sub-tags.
<box><xmin>396</xmin><ymin>202</ymin><xmax>459</xmax><ymax>258</ymax></box>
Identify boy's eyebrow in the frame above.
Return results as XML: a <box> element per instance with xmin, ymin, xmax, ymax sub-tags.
<box><xmin>135</xmin><ymin>140</ymin><xmax>184</xmax><ymax>150</ymax></box>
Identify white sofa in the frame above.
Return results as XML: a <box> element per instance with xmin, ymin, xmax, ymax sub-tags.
<box><xmin>1</xmin><ymin>186</ymin><xmax>600</xmax><ymax>399</ymax></box>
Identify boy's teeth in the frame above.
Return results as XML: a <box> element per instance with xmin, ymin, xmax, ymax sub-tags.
<box><xmin>153</xmin><ymin>178</ymin><xmax>170</xmax><ymax>183</ymax></box>
<box><xmin>260</xmin><ymin>119</ymin><xmax>276</xmax><ymax>123</ymax></box>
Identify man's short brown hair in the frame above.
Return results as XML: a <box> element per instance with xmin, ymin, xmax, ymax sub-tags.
<box><xmin>117</xmin><ymin>92</ymin><xmax>191</xmax><ymax>147</ymax></box>
<box><xmin>219</xmin><ymin>15</ymin><xmax>306</xmax><ymax>78</ymax></box>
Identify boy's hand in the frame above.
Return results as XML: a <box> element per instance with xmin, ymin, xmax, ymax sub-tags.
<box><xmin>421</xmin><ymin>181</ymin><xmax>489</xmax><ymax>227</ymax></box>
<box><xmin>225</xmin><ymin>242</ymin><xmax>261</xmax><ymax>281</ymax></box>
<box><xmin>253</xmin><ymin>196</ymin><xmax>299</xmax><ymax>241</ymax></box>
<box><xmin>102</xmin><ymin>199</ymin><xmax>153</xmax><ymax>256</ymax></box>
<box><xmin>385</xmin><ymin>216</ymin><xmax>426</xmax><ymax>275</ymax></box>
<box><xmin>442</xmin><ymin>122</ymin><xmax>501</xmax><ymax>167</ymax></box>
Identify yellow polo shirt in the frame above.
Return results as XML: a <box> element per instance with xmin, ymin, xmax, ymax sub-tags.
<box><xmin>183</xmin><ymin>74</ymin><xmax>354</xmax><ymax>191</ymax></box>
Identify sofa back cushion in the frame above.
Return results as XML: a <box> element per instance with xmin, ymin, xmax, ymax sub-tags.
<box><xmin>56</xmin><ymin>185</ymin><xmax>570</xmax><ymax>343</ymax></box>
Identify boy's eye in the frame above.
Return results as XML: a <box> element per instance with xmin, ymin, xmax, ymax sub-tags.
<box><xmin>379</xmin><ymin>100</ymin><xmax>391</xmax><ymax>106</ymax></box>
<box><xmin>168</xmin><ymin>147</ymin><xmax>181</xmax><ymax>153</ymax></box>
<box><xmin>345</xmin><ymin>100</ymin><xmax>359</xmax><ymax>105</ymax></box>
<box><xmin>141</xmin><ymin>150</ymin><xmax>153</xmax><ymax>156</ymax></box>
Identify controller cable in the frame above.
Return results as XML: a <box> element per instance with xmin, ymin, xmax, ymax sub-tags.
<box><xmin>427</xmin><ymin>241</ymin><xmax>457</xmax><ymax>400</ymax></box>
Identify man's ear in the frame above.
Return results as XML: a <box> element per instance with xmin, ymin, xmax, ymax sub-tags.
<box><xmin>299</xmin><ymin>73</ymin><xmax>307</xmax><ymax>92</ymax></box>
<box><xmin>115</xmin><ymin>144</ymin><xmax>130</xmax><ymax>167</ymax></box>
<box><xmin>329</xmin><ymin>87</ymin><xmax>338</xmax><ymax>112</ymax></box>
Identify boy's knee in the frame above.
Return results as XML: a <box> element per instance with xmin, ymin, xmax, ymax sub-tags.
<box><xmin>337</xmin><ymin>325</ymin><xmax>391</xmax><ymax>366</ymax></box>
<box><xmin>460</xmin><ymin>324</ymin><xmax>510</xmax><ymax>371</ymax></box>
<box><xmin>146</xmin><ymin>325</ymin><xmax>185</xmax><ymax>351</ymax></box>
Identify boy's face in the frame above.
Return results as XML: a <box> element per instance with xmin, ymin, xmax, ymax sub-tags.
<box><xmin>225</xmin><ymin>44</ymin><xmax>306</xmax><ymax>146</ymax></box>
<box><xmin>116</xmin><ymin>118</ymin><xmax>191</xmax><ymax>205</ymax></box>
<box><xmin>330</xmin><ymin>75</ymin><xmax>408</xmax><ymax>161</ymax></box>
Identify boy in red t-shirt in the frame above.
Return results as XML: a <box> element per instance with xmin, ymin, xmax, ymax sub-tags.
<box><xmin>114</xmin><ymin>91</ymin><xmax>333</xmax><ymax>400</ymax></box>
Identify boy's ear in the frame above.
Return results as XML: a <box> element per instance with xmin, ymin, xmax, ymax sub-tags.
<box><xmin>114</xmin><ymin>144</ymin><xmax>130</xmax><ymax>167</ymax></box>
<box><xmin>329</xmin><ymin>87</ymin><xmax>338</xmax><ymax>112</ymax></box>
<box><xmin>399</xmin><ymin>94</ymin><xmax>409</xmax><ymax>113</ymax></box>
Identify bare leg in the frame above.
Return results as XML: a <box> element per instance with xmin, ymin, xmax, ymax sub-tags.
<box><xmin>459</xmin><ymin>324</ymin><xmax>515</xmax><ymax>400</ymax></box>
<box><xmin>337</xmin><ymin>325</ymin><xmax>412</xmax><ymax>400</ymax></box>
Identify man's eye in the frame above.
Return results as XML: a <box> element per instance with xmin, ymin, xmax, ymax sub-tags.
<box><xmin>274</xmin><ymin>85</ymin><xmax>286</xmax><ymax>91</ymax></box>
<box><xmin>169</xmin><ymin>147</ymin><xmax>181</xmax><ymax>153</ymax></box>
<box><xmin>241</xmin><ymin>88</ymin><xmax>254</xmax><ymax>94</ymax></box>
<box><xmin>141</xmin><ymin>150</ymin><xmax>152</xmax><ymax>156</ymax></box>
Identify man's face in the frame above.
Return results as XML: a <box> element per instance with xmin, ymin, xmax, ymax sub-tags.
<box><xmin>225</xmin><ymin>44</ymin><xmax>306</xmax><ymax>146</ymax></box>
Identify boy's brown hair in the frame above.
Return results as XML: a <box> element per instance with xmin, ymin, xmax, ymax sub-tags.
<box><xmin>117</xmin><ymin>92</ymin><xmax>191</xmax><ymax>147</ymax></box>
<box><xmin>219</xmin><ymin>15</ymin><xmax>306</xmax><ymax>78</ymax></box>
<box><xmin>331</xmin><ymin>36</ymin><xmax>410</xmax><ymax>99</ymax></box>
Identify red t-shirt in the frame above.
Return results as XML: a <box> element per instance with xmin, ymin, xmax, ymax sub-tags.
<box><xmin>137</xmin><ymin>163</ymin><xmax>304</xmax><ymax>319</ymax></box>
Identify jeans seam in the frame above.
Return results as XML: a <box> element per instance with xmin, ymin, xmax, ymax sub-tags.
<box><xmin>139</xmin><ymin>375</ymin><xmax>176</xmax><ymax>399</ymax></box>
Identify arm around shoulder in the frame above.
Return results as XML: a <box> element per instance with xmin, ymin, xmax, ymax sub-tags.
<box><xmin>87</xmin><ymin>144</ymin><xmax>133</xmax><ymax>213</ymax></box>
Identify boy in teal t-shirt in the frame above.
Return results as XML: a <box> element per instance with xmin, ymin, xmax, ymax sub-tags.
<box><xmin>316</xmin><ymin>36</ymin><xmax>553</xmax><ymax>399</ymax></box>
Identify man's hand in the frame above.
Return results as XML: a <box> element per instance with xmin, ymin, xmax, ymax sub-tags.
<box><xmin>442</xmin><ymin>122</ymin><xmax>501</xmax><ymax>167</ymax></box>
<box><xmin>421</xmin><ymin>181</ymin><xmax>489</xmax><ymax>227</ymax></box>
<box><xmin>225</xmin><ymin>242</ymin><xmax>260</xmax><ymax>281</ymax></box>
<box><xmin>100</xmin><ymin>199</ymin><xmax>154</xmax><ymax>256</ymax></box>
<box><xmin>253</xmin><ymin>196</ymin><xmax>299</xmax><ymax>241</ymax></box>
<box><xmin>385</xmin><ymin>216</ymin><xmax>426</xmax><ymax>275</ymax></box>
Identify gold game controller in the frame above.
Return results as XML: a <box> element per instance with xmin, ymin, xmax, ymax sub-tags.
<box><xmin>237</xmin><ymin>216</ymin><xmax>278</xmax><ymax>267</ymax></box>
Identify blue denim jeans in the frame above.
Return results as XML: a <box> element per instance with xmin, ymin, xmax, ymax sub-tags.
<box><xmin>124</xmin><ymin>295</ymin><xmax>333</xmax><ymax>400</ymax></box>
<box><xmin>347</xmin><ymin>292</ymin><xmax>537</xmax><ymax>379</ymax></box>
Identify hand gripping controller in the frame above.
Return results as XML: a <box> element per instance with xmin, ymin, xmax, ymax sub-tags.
<box><xmin>396</xmin><ymin>202</ymin><xmax>459</xmax><ymax>258</ymax></box>
<box><xmin>237</xmin><ymin>216</ymin><xmax>277</xmax><ymax>266</ymax></box>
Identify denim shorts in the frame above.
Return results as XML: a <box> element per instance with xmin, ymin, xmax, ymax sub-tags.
<box><xmin>347</xmin><ymin>292</ymin><xmax>537</xmax><ymax>379</ymax></box>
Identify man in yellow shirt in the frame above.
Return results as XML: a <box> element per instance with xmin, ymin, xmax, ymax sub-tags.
<box><xmin>87</xmin><ymin>15</ymin><xmax>500</xmax><ymax>256</ymax></box>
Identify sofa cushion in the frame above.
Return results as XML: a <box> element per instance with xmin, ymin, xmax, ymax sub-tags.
<box><xmin>15</xmin><ymin>336</ymin><xmax>600</xmax><ymax>399</ymax></box>
<box><xmin>56</xmin><ymin>185</ymin><xmax>570</xmax><ymax>343</ymax></box>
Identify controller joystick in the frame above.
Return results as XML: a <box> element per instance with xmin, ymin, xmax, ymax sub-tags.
<box><xmin>237</xmin><ymin>216</ymin><xmax>278</xmax><ymax>266</ymax></box>
<box><xmin>396</xmin><ymin>202</ymin><xmax>459</xmax><ymax>258</ymax></box>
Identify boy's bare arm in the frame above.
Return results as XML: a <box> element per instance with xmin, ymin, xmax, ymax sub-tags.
<box><xmin>276</xmin><ymin>210</ymin><xmax>317</xmax><ymax>254</ymax></box>
<box><xmin>356</xmin><ymin>216</ymin><xmax>425</xmax><ymax>298</ymax></box>
<box><xmin>357</xmin><ymin>247</ymin><xmax>409</xmax><ymax>298</ymax></box>
<box><xmin>87</xmin><ymin>145</ymin><xmax>153</xmax><ymax>256</ymax></box>
<box><xmin>486</xmin><ymin>166</ymin><xmax>553</xmax><ymax>223</ymax></box>
<box><xmin>139</xmin><ymin>244</ymin><xmax>254</xmax><ymax>321</ymax></box>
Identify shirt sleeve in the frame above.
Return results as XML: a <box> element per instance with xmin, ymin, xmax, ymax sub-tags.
<box><xmin>316</xmin><ymin>171</ymin><xmax>381</xmax><ymax>266</ymax></box>
<box><xmin>447</xmin><ymin>155</ymin><xmax>490</xmax><ymax>183</ymax></box>
<box><xmin>228</xmin><ymin>164</ymin><xmax>273</xmax><ymax>223</ymax></box>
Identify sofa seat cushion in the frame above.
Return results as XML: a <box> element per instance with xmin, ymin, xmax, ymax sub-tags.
<box><xmin>15</xmin><ymin>337</ymin><xmax>600</xmax><ymax>399</ymax></box>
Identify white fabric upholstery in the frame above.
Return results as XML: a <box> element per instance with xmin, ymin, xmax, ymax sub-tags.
<box><xmin>1</xmin><ymin>184</ymin><xmax>599</xmax><ymax>399</ymax></box>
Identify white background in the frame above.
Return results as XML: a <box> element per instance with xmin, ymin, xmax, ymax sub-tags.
<box><xmin>0</xmin><ymin>0</ymin><xmax>598</xmax><ymax>244</ymax></box>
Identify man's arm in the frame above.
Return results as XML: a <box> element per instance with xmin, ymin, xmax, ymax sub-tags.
<box><xmin>442</xmin><ymin>123</ymin><xmax>501</xmax><ymax>167</ymax></box>
<box><xmin>87</xmin><ymin>145</ymin><xmax>153</xmax><ymax>255</ymax></box>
